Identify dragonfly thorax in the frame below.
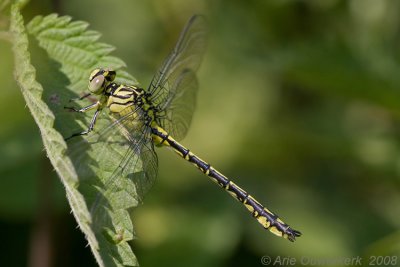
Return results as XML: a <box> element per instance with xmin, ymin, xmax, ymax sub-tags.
<box><xmin>105</xmin><ymin>83</ymin><xmax>146</xmax><ymax>113</ymax></box>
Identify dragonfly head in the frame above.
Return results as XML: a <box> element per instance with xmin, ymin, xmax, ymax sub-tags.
<box><xmin>88</xmin><ymin>68</ymin><xmax>116</xmax><ymax>95</ymax></box>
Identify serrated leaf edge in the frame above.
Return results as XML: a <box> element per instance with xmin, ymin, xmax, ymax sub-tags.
<box><xmin>10</xmin><ymin>5</ymin><xmax>106</xmax><ymax>267</ymax></box>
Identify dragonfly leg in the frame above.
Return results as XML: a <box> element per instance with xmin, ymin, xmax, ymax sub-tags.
<box><xmin>65</xmin><ymin>109</ymin><xmax>101</xmax><ymax>140</ymax></box>
<box><xmin>68</xmin><ymin>92</ymin><xmax>92</xmax><ymax>102</ymax></box>
<box><xmin>64</xmin><ymin>101</ymin><xmax>99</xmax><ymax>113</ymax></box>
<box><xmin>64</xmin><ymin>101</ymin><xmax>101</xmax><ymax>141</ymax></box>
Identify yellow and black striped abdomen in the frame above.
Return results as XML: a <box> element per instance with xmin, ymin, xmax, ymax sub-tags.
<box><xmin>151</xmin><ymin>125</ymin><xmax>301</xmax><ymax>241</ymax></box>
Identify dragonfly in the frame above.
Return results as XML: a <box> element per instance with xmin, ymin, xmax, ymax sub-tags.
<box><xmin>65</xmin><ymin>15</ymin><xmax>301</xmax><ymax>242</ymax></box>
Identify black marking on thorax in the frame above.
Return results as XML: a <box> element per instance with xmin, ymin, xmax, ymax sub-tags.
<box><xmin>105</xmin><ymin>83</ymin><xmax>119</xmax><ymax>96</ymax></box>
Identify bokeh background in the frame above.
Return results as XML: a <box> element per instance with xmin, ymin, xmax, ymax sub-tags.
<box><xmin>1</xmin><ymin>0</ymin><xmax>400</xmax><ymax>266</ymax></box>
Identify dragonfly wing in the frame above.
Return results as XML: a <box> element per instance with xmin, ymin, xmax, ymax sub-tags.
<box><xmin>159</xmin><ymin>69</ymin><xmax>198</xmax><ymax>141</ymax></box>
<box><xmin>129</xmin><ymin>137</ymin><xmax>158</xmax><ymax>200</ymax></box>
<box><xmin>66</xmin><ymin>106</ymin><xmax>158</xmax><ymax>232</ymax></box>
<box><xmin>148</xmin><ymin>15</ymin><xmax>207</xmax><ymax>137</ymax></box>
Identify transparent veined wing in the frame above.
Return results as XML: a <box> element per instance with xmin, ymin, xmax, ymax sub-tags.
<box><xmin>66</xmin><ymin>105</ymin><xmax>158</xmax><ymax>232</ymax></box>
<box><xmin>158</xmin><ymin>69</ymin><xmax>198</xmax><ymax>141</ymax></box>
<box><xmin>148</xmin><ymin>15</ymin><xmax>207</xmax><ymax>140</ymax></box>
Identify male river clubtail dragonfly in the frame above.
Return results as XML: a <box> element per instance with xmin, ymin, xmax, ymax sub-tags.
<box><xmin>65</xmin><ymin>15</ymin><xmax>301</xmax><ymax>241</ymax></box>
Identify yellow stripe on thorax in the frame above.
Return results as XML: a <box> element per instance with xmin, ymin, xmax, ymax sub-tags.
<box><xmin>107</xmin><ymin>86</ymin><xmax>137</xmax><ymax>113</ymax></box>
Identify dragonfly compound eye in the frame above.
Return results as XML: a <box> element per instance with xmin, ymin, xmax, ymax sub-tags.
<box><xmin>88</xmin><ymin>75</ymin><xmax>105</xmax><ymax>94</ymax></box>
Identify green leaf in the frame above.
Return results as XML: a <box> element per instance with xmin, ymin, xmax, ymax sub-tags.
<box><xmin>11</xmin><ymin>8</ymin><xmax>140</xmax><ymax>267</ymax></box>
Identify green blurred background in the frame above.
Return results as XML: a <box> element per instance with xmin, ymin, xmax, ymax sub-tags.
<box><xmin>1</xmin><ymin>0</ymin><xmax>400</xmax><ymax>266</ymax></box>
